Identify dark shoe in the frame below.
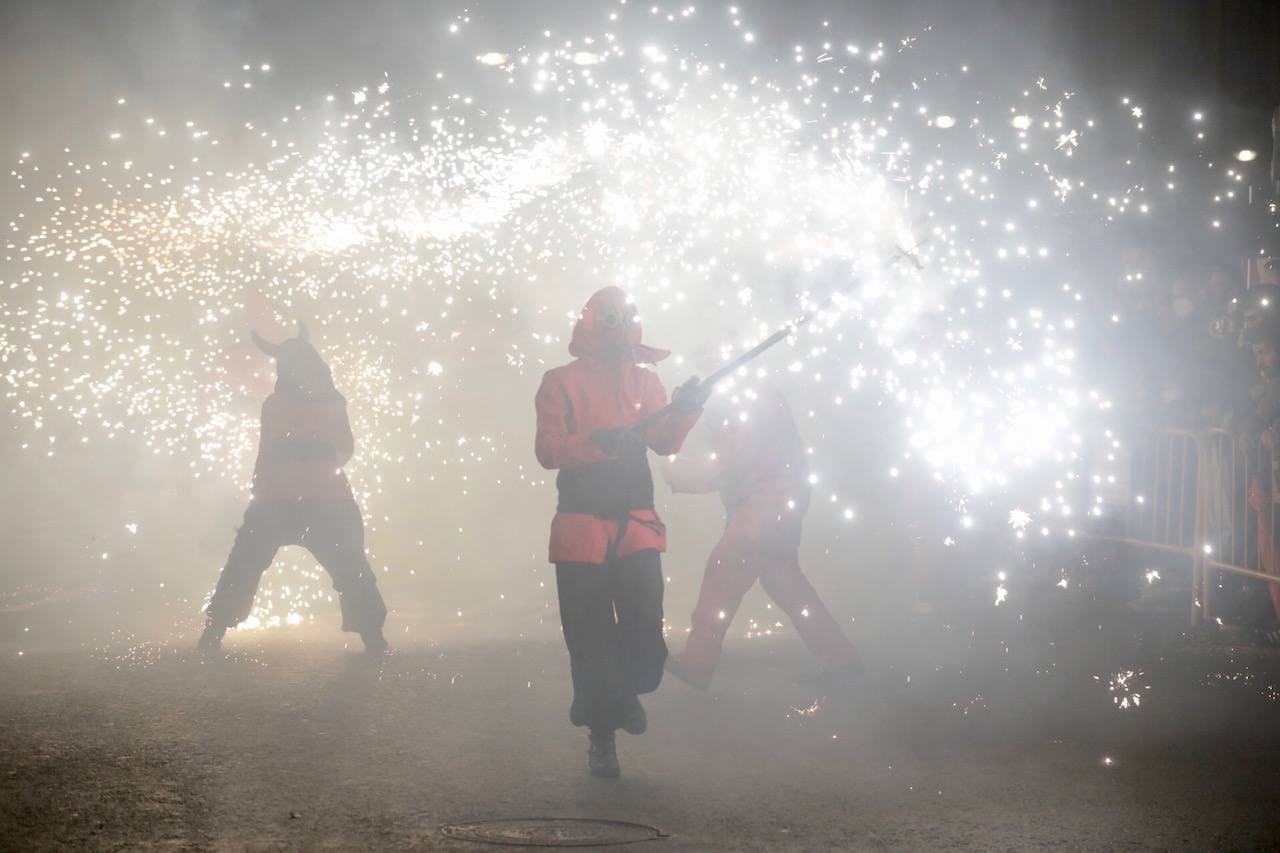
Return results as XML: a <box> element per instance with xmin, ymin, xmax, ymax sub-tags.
<box><xmin>198</xmin><ymin>625</ymin><xmax>225</xmax><ymax>653</ymax></box>
<box><xmin>361</xmin><ymin>630</ymin><xmax>389</xmax><ymax>655</ymax></box>
<box><xmin>588</xmin><ymin>731</ymin><xmax>620</xmax><ymax>779</ymax></box>
<box><xmin>618</xmin><ymin>695</ymin><xmax>647</xmax><ymax>735</ymax></box>
<box><xmin>664</xmin><ymin>654</ymin><xmax>710</xmax><ymax>690</ymax></box>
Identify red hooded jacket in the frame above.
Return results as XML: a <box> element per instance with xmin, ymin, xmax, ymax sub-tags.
<box><xmin>535</xmin><ymin>287</ymin><xmax>701</xmax><ymax>564</ymax></box>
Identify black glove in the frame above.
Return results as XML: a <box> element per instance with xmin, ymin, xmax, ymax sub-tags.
<box><xmin>591</xmin><ymin>426</ymin><xmax>644</xmax><ymax>457</ymax></box>
<box><xmin>670</xmin><ymin>376</ymin><xmax>711</xmax><ymax>413</ymax></box>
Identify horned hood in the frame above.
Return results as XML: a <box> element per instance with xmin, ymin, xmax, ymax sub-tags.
<box><xmin>251</xmin><ymin>321</ymin><xmax>339</xmax><ymax>399</ymax></box>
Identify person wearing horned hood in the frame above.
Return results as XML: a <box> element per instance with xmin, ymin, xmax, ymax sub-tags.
<box><xmin>198</xmin><ymin>322</ymin><xmax>388</xmax><ymax>654</ymax></box>
<box><xmin>535</xmin><ymin>287</ymin><xmax>709</xmax><ymax>778</ymax></box>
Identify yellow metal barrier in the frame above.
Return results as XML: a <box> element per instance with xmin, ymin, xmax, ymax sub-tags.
<box><xmin>1198</xmin><ymin>428</ymin><xmax>1280</xmax><ymax>625</ymax></box>
<box><xmin>1083</xmin><ymin>427</ymin><xmax>1280</xmax><ymax>625</ymax></box>
<box><xmin>1082</xmin><ymin>428</ymin><xmax>1204</xmax><ymax>622</ymax></box>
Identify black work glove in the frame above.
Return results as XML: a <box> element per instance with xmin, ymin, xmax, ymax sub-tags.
<box><xmin>591</xmin><ymin>426</ymin><xmax>644</xmax><ymax>457</ymax></box>
<box><xmin>670</xmin><ymin>376</ymin><xmax>711</xmax><ymax>414</ymax></box>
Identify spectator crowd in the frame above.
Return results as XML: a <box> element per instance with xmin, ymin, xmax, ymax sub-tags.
<box><xmin>1108</xmin><ymin>254</ymin><xmax>1280</xmax><ymax>640</ymax></box>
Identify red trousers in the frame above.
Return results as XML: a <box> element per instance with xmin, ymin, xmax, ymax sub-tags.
<box><xmin>679</xmin><ymin>494</ymin><xmax>858</xmax><ymax>682</ymax></box>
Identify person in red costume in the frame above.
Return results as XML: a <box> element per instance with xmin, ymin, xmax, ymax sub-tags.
<box><xmin>661</xmin><ymin>381</ymin><xmax>859</xmax><ymax>689</ymax></box>
<box><xmin>199</xmin><ymin>322</ymin><xmax>388</xmax><ymax>654</ymax></box>
<box><xmin>535</xmin><ymin>286</ymin><xmax>707</xmax><ymax>778</ymax></box>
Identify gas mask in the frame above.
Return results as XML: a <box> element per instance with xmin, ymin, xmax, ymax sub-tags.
<box><xmin>597</xmin><ymin>303</ymin><xmax>637</xmax><ymax>360</ymax></box>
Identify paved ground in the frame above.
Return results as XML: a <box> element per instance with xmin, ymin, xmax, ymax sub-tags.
<box><xmin>3</xmin><ymin>593</ymin><xmax>1280</xmax><ymax>852</ymax></box>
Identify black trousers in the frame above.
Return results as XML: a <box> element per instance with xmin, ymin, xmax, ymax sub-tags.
<box><xmin>206</xmin><ymin>499</ymin><xmax>387</xmax><ymax>635</ymax></box>
<box><xmin>556</xmin><ymin>550</ymin><xmax>667</xmax><ymax>733</ymax></box>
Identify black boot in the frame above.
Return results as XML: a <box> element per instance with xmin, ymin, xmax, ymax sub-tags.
<box><xmin>588</xmin><ymin>730</ymin><xmax>620</xmax><ymax>778</ymax></box>
<box><xmin>618</xmin><ymin>695</ymin><xmax>647</xmax><ymax>735</ymax></box>
<box><xmin>198</xmin><ymin>624</ymin><xmax>225</xmax><ymax>653</ymax></box>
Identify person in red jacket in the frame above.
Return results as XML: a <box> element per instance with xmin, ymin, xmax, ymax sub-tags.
<box><xmin>199</xmin><ymin>323</ymin><xmax>388</xmax><ymax>654</ymax></box>
<box><xmin>661</xmin><ymin>381</ymin><xmax>859</xmax><ymax>689</ymax></box>
<box><xmin>535</xmin><ymin>286</ymin><xmax>707</xmax><ymax>778</ymax></box>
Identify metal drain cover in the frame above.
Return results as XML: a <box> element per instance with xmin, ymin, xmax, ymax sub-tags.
<box><xmin>440</xmin><ymin>817</ymin><xmax>666</xmax><ymax>847</ymax></box>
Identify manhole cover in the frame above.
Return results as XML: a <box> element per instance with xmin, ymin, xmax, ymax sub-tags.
<box><xmin>440</xmin><ymin>817</ymin><xmax>666</xmax><ymax>847</ymax></box>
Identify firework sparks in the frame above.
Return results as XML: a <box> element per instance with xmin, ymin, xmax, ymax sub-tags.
<box><xmin>7</xmin><ymin>1</ymin><xmax>1258</xmax><ymax>629</ymax></box>
<box><xmin>1096</xmin><ymin>669</ymin><xmax>1148</xmax><ymax>710</ymax></box>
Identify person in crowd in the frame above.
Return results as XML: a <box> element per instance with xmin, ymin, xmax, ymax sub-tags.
<box><xmin>660</xmin><ymin>381</ymin><xmax>860</xmax><ymax>690</ymax></box>
<box><xmin>534</xmin><ymin>287</ymin><xmax>707</xmax><ymax>778</ymax></box>
<box><xmin>199</xmin><ymin>323</ymin><xmax>388</xmax><ymax>654</ymax></box>
<box><xmin>1202</xmin><ymin>275</ymin><xmax>1252</xmax><ymax>426</ymax></box>
<box><xmin>1236</xmin><ymin>306</ymin><xmax>1280</xmax><ymax>441</ymax></box>
<box><xmin>1232</xmin><ymin>314</ymin><xmax>1280</xmax><ymax>642</ymax></box>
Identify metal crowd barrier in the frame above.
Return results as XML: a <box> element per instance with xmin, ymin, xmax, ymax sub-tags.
<box><xmin>1081</xmin><ymin>428</ymin><xmax>1204</xmax><ymax>622</ymax></box>
<box><xmin>1084</xmin><ymin>426</ymin><xmax>1280</xmax><ymax>625</ymax></box>
<box><xmin>1198</xmin><ymin>428</ymin><xmax>1280</xmax><ymax>625</ymax></box>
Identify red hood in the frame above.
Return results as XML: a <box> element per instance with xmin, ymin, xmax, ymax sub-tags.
<box><xmin>568</xmin><ymin>286</ymin><xmax>669</xmax><ymax>364</ymax></box>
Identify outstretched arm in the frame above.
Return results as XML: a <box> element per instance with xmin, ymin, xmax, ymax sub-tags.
<box><xmin>639</xmin><ymin>373</ymin><xmax>701</xmax><ymax>456</ymax></box>
<box><xmin>660</xmin><ymin>452</ymin><xmax>726</xmax><ymax>494</ymax></box>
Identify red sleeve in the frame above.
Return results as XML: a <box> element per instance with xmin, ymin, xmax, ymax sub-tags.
<box><xmin>331</xmin><ymin>398</ymin><xmax>354</xmax><ymax>467</ymax></box>
<box><xmin>640</xmin><ymin>372</ymin><xmax>700</xmax><ymax>456</ymax></box>
<box><xmin>535</xmin><ymin>371</ymin><xmax>610</xmax><ymax>470</ymax></box>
